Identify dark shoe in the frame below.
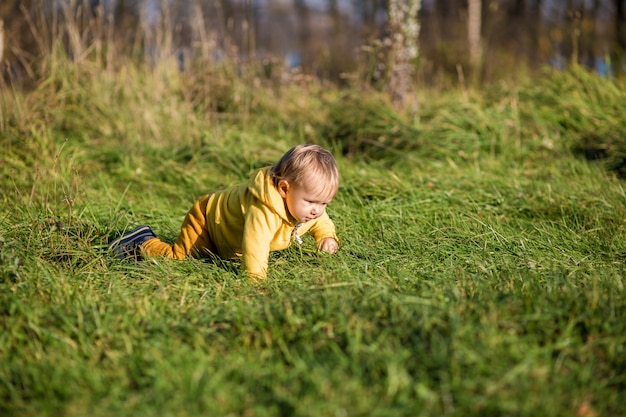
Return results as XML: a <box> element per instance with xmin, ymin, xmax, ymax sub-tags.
<box><xmin>108</xmin><ymin>225</ymin><xmax>157</xmax><ymax>260</ymax></box>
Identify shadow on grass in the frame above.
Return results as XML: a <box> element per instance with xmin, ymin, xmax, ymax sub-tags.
<box><xmin>572</xmin><ymin>128</ymin><xmax>626</xmax><ymax>179</ymax></box>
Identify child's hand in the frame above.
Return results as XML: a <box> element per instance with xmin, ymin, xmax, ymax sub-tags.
<box><xmin>318</xmin><ymin>237</ymin><xmax>339</xmax><ymax>254</ymax></box>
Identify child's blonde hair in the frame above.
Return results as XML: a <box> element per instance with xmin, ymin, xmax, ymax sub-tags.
<box><xmin>271</xmin><ymin>144</ymin><xmax>339</xmax><ymax>199</ymax></box>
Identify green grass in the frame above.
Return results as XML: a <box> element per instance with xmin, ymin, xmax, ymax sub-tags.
<box><xmin>1</xmin><ymin>53</ymin><xmax>626</xmax><ymax>416</ymax></box>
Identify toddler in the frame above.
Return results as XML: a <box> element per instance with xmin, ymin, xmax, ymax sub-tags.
<box><xmin>109</xmin><ymin>144</ymin><xmax>340</xmax><ymax>279</ymax></box>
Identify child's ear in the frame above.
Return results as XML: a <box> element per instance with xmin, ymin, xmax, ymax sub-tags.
<box><xmin>277</xmin><ymin>180</ymin><xmax>289</xmax><ymax>198</ymax></box>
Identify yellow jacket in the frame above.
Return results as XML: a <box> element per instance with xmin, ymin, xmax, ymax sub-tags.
<box><xmin>206</xmin><ymin>167</ymin><xmax>338</xmax><ymax>278</ymax></box>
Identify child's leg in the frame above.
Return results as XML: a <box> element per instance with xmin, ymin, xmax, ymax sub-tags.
<box><xmin>142</xmin><ymin>194</ymin><xmax>216</xmax><ymax>259</ymax></box>
<box><xmin>108</xmin><ymin>225</ymin><xmax>157</xmax><ymax>260</ymax></box>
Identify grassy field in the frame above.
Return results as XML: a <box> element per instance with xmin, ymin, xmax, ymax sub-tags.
<box><xmin>1</xmin><ymin>47</ymin><xmax>626</xmax><ymax>416</ymax></box>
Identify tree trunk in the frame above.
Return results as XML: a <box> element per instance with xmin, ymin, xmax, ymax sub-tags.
<box><xmin>617</xmin><ymin>0</ymin><xmax>626</xmax><ymax>51</ymax></box>
<box><xmin>529</xmin><ymin>0</ymin><xmax>541</xmax><ymax>68</ymax></box>
<box><xmin>0</xmin><ymin>20</ymin><xmax>4</xmax><ymax>65</ymax></box>
<box><xmin>388</xmin><ymin>0</ymin><xmax>421</xmax><ymax>112</ymax></box>
<box><xmin>294</xmin><ymin>0</ymin><xmax>310</xmax><ymax>51</ymax></box>
<box><xmin>467</xmin><ymin>0</ymin><xmax>482</xmax><ymax>67</ymax></box>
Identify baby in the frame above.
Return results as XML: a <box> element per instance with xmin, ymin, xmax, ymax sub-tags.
<box><xmin>109</xmin><ymin>144</ymin><xmax>340</xmax><ymax>279</ymax></box>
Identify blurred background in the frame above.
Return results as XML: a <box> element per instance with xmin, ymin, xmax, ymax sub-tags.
<box><xmin>1</xmin><ymin>0</ymin><xmax>625</xmax><ymax>87</ymax></box>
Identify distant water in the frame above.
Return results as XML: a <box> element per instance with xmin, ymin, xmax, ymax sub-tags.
<box><xmin>34</xmin><ymin>0</ymin><xmax>626</xmax><ymax>79</ymax></box>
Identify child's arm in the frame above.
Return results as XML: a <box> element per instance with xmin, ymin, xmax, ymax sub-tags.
<box><xmin>318</xmin><ymin>237</ymin><xmax>339</xmax><ymax>254</ymax></box>
<box><xmin>308</xmin><ymin>212</ymin><xmax>339</xmax><ymax>253</ymax></box>
<box><xmin>241</xmin><ymin>204</ymin><xmax>279</xmax><ymax>280</ymax></box>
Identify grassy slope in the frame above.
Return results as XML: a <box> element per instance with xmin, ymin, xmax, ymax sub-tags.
<box><xmin>1</xmin><ymin>56</ymin><xmax>626</xmax><ymax>417</ymax></box>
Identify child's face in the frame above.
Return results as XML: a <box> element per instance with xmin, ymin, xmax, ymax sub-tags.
<box><xmin>278</xmin><ymin>178</ymin><xmax>334</xmax><ymax>224</ymax></box>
